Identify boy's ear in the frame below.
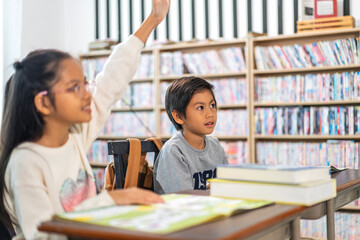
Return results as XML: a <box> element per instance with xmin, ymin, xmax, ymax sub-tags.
<box><xmin>171</xmin><ymin>110</ymin><xmax>184</xmax><ymax>125</ymax></box>
<box><xmin>34</xmin><ymin>93</ymin><xmax>52</xmax><ymax>115</ymax></box>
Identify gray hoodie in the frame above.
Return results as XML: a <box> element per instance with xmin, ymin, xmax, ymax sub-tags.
<box><xmin>153</xmin><ymin>131</ymin><xmax>228</xmax><ymax>194</ymax></box>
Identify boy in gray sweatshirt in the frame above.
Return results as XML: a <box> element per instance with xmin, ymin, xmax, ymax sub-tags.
<box><xmin>153</xmin><ymin>76</ymin><xmax>228</xmax><ymax>194</ymax></box>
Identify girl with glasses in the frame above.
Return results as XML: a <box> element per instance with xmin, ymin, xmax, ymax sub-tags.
<box><xmin>0</xmin><ymin>1</ymin><xmax>170</xmax><ymax>239</ymax></box>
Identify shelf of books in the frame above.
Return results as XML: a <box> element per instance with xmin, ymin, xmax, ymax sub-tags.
<box><xmin>250</xmin><ymin>28</ymin><xmax>360</xmax><ymax>238</ymax></box>
<box><xmin>158</xmin><ymin>39</ymin><xmax>250</xmax><ymax>165</ymax></box>
<box><xmin>81</xmin><ymin>49</ymin><xmax>156</xmax><ymax>192</ymax></box>
<box><xmin>81</xmin><ymin>39</ymin><xmax>251</xmax><ymax>190</ymax></box>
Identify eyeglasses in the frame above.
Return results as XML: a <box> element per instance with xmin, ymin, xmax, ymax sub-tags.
<box><xmin>38</xmin><ymin>80</ymin><xmax>96</xmax><ymax>99</ymax></box>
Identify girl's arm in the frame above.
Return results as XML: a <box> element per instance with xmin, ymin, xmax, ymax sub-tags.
<box><xmin>78</xmin><ymin>0</ymin><xmax>170</xmax><ymax>150</ymax></box>
<box><xmin>134</xmin><ymin>0</ymin><xmax>170</xmax><ymax>43</ymax></box>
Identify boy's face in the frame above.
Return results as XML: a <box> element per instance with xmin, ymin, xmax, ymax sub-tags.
<box><xmin>176</xmin><ymin>89</ymin><xmax>217</xmax><ymax>137</ymax></box>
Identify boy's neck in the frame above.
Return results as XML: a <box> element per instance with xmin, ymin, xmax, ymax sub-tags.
<box><xmin>181</xmin><ymin>131</ymin><xmax>206</xmax><ymax>150</ymax></box>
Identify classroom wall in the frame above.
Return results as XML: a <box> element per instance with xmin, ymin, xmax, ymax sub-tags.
<box><xmin>2</xmin><ymin>0</ymin><xmax>93</xmax><ymax>84</ymax></box>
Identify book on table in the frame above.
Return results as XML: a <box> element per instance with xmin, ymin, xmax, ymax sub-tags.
<box><xmin>216</xmin><ymin>163</ymin><xmax>331</xmax><ymax>184</ymax></box>
<box><xmin>54</xmin><ymin>194</ymin><xmax>273</xmax><ymax>234</ymax></box>
<box><xmin>209</xmin><ymin>178</ymin><xmax>336</xmax><ymax>206</ymax></box>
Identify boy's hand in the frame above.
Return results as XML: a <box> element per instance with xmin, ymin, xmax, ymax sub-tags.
<box><xmin>151</xmin><ymin>0</ymin><xmax>170</xmax><ymax>25</ymax></box>
<box><xmin>108</xmin><ymin>187</ymin><xmax>164</xmax><ymax>205</ymax></box>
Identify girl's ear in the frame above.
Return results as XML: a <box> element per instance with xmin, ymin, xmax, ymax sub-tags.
<box><xmin>171</xmin><ymin>110</ymin><xmax>184</xmax><ymax>125</ymax></box>
<box><xmin>34</xmin><ymin>92</ymin><xmax>52</xmax><ymax>115</ymax></box>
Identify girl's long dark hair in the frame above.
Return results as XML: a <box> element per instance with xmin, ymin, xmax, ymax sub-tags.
<box><xmin>0</xmin><ymin>49</ymin><xmax>71</xmax><ymax>230</ymax></box>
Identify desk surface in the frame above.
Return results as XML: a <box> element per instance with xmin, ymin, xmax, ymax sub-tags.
<box><xmin>39</xmin><ymin>203</ymin><xmax>303</xmax><ymax>240</ymax></box>
<box><xmin>38</xmin><ymin>169</ymin><xmax>360</xmax><ymax>240</ymax></box>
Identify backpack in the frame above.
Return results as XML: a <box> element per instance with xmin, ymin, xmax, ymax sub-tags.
<box><xmin>104</xmin><ymin>138</ymin><xmax>163</xmax><ymax>191</ymax></box>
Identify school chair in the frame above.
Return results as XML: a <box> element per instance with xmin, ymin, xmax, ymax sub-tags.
<box><xmin>105</xmin><ymin>138</ymin><xmax>165</xmax><ymax>190</ymax></box>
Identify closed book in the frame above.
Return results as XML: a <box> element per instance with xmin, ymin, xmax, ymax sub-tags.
<box><xmin>209</xmin><ymin>178</ymin><xmax>336</xmax><ymax>206</ymax></box>
<box><xmin>216</xmin><ymin>164</ymin><xmax>331</xmax><ymax>184</ymax></box>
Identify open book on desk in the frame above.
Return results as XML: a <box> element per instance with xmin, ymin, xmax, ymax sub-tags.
<box><xmin>54</xmin><ymin>194</ymin><xmax>273</xmax><ymax>234</ymax></box>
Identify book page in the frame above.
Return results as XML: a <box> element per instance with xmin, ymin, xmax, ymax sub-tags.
<box><xmin>55</xmin><ymin>194</ymin><xmax>273</xmax><ymax>234</ymax></box>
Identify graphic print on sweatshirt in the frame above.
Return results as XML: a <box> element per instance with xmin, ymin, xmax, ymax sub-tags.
<box><xmin>193</xmin><ymin>169</ymin><xmax>216</xmax><ymax>189</ymax></box>
<box><xmin>59</xmin><ymin>169</ymin><xmax>96</xmax><ymax>212</ymax></box>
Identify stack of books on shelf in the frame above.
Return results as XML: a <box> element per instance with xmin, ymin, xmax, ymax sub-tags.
<box><xmin>88</xmin><ymin>39</ymin><xmax>118</xmax><ymax>51</ymax></box>
<box><xmin>160</xmin><ymin>46</ymin><xmax>246</xmax><ymax>76</ymax></box>
<box><xmin>254</xmin><ymin>37</ymin><xmax>359</xmax><ymax>70</ymax></box>
<box><xmin>255</xmin><ymin>105</ymin><xmax>360</xmax><ymax>136</ymax></box>
<box><xmin>209</xmin><ymin>164</ymin><xmax>336</xmax><ymax>206</ymax></box>
<box><xmin>256</xmin><ymin>141</ymin><xmax>360</xmax><ymax>168</ymax></box>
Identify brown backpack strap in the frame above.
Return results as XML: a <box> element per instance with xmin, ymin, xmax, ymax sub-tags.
<box><xmin>124</xmin><ymin>138</ymin><xmax>141</xmax><ymax>188</ymax></box>
<box><xmin>145</xmin><ymin>137</ymin><xmax>163</xmax><ymax>150</ymax></box>
<box><xmin>104</xmin><ymin>162</ymin><xmax>116</xmax><ymax>191</ymax></box>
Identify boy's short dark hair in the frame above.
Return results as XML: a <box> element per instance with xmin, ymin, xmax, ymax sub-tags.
<box><xmin>165</xmin><ymin>76</ymin><xmax>216</xmax><ymax>131</ymax></box>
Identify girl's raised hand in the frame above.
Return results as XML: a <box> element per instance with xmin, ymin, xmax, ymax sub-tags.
<box><xmin>108</xmin><ymin>187</ymin><xmax>164</xmax><ymax>205</ymax></box>
<box><xmin>151</xmin><ymin>0</ymin><xmax>170</xmax><ymax>25</ymax></box>
<box><xmin>134</xmin><ymin>0</ymin><xmax>170</xmax><ymax>43</ymax></box>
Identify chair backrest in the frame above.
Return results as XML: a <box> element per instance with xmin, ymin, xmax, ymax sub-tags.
<box><xmin>107</xmin><ymin>138</ymin><xmax>165</xmax><ymax>189</ymax></box>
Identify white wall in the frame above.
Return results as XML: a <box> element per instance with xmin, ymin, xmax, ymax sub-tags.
<box><xmin>352</xmin><ymin>0</ymin><xmax>360</xmax><ymax>27</ymax></box>
<box><xmin>2</xmin><ymin>0</ymin><xmax>22</xmax><ymax>87</ymax></box>
<box><xmin>0</xmin><ymin>0</ymin><xmax>3</xmax><ymax>114</ymax></box>
<box><xmin>63</xmin><ymin>0</ymin><xmax>94</xmax><ymax>55</ymax></box>
<box><xmin>2</xmin><ymin>0</ymin><xmax>94</xmax><ymax>83</ymax></box>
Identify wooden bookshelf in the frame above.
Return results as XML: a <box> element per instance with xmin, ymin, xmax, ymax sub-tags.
<box><xmin>82</xmin><ymin>40</ymin><xmax>250</xmax><ymax>168</ymax></box>
<box><xmin>81</xmin><ymin>28</ymin><xmax>360</xmax><ymax>239</ymax></box>
<box><xmin>249</xmin><ymin>28</ymin><xmax>360</xmax><ymax>164</ymax></box>
<box><xmin>82</xmin><ymin>29</ymin><xmax>360</xmax><ymax>194</ymax></box>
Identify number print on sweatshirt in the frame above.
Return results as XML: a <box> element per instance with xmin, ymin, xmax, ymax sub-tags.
<box><xmin>193</xmin><ymin>169</ymin><xmax>217</xmax><ymax>190</ymax></box>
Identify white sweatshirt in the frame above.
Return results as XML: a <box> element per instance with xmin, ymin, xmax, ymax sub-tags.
<box><xmin>4</xmin><ymin>35</ymin><xmax>144</xmax><ymax>240</ymax></box>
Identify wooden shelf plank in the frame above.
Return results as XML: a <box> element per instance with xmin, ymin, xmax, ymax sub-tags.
<box><xmin>160</xmin><ymin>135</ymin><xmax>248</xmax><ymax>140</ymax></box>
<box><xmin>159</xmin><ymin>104</ymin><xmax>247</xmax><ymax>111</ymax></box>
<box><xmin>111</xmin><ymin>107</ymin><xmax>154</xmax><ymax>112</ymax></box>
<box><xmin>254</xmin><ymin>64</ymin><xmax>360</xmax><ymax>75</ymax></box>
<box><xmin>89</xmin><ymin>162</ymin><xmax>108</xmax><ymax>168</ymax></box>
<box><xmin>130</xmin><ymin>78</ymin><xmax>154</xmax><ymax>83</ymax></box>
<box><xmin>254</xmin><ymin>135</ymin><xmax>360</xmax><ymax>140</ymax></box>
<box><xmin>80</xmin><ymin>48</ymin><xmax>153</xmax><ymax>58</ymax></box>
<box><xmin>159</xmin><ymin>39</ymin><xmax>247</xmax><ymax>51</ymax></box>
<box><xmin>254</xmin><ymin>100</ymin><xmax>360</xmax><ymax>107</ymax></box>
<box><xmin>215</xmin><ymin>136</ymin><xmax>248</xmax><ymax>140</ymax></box>
<box><xmin>253</xmin><ymin>28</ymin><xmax>360</xmax><ymax>42</ymax></box>
<box><xmin>217</xmin><ymin>104</ymin><xmax>247</xmax><ymax>109</ymax></box>
<box><xmin>160</xmin><ymin>72</ymin><xmax>246</xmax><ymax>81</ymax></box>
